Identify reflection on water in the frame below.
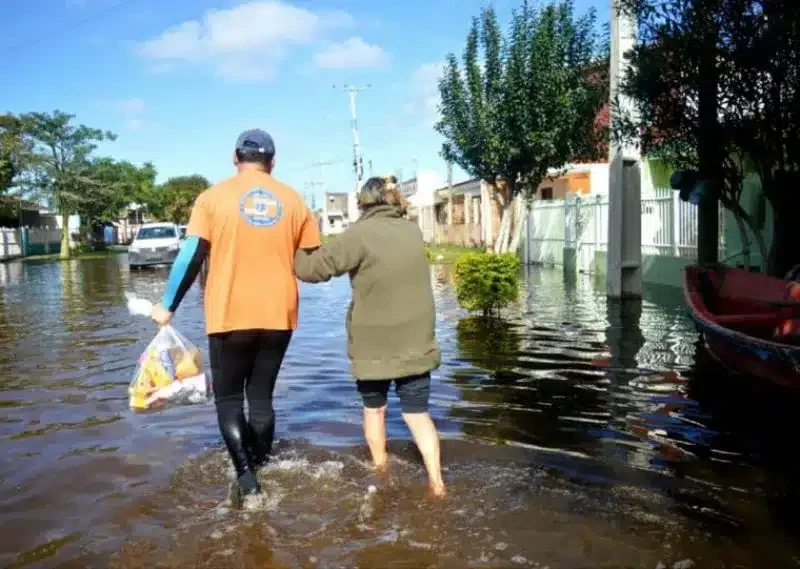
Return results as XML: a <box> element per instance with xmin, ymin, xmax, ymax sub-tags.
<box><xmin>1</xmin><ymin>256</ymin><xmax>799</xmax><ymax>568</ymax></box>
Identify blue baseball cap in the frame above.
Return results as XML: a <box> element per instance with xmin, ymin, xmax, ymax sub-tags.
<box><xmin>235</xmin><ymin>128</ymin><xmax>275</xmax><ymax>156</ymax></box>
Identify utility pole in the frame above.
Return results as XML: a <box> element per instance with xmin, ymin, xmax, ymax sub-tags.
<box><xmin>334</xmin><ymin>84</ymin><xmax>371</xmax><ymax>220</ymax></box>
<box><xmin>606</xmin><ymin>0</ymin><xmax>642</xmax><ymax>299</ymax></box>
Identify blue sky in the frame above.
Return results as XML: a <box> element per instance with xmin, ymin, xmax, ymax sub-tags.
<box><xmin>1</xmin><ymin>0</ymin><xmax>608</xmax><ymax>207</ymax></box>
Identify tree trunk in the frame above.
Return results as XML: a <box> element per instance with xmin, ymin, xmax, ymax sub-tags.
<box><xmin>507</xmin><ymin>196</ymin><xmax>526</xmax><ymax>254</ymax></box>
<box><xmin>766</xmin><ymin>171</ymin><xmax>800</xmax><ymax>277</ymax></box>
<box><xmin>494</xmin><ymin>204</ymin><xmax>512</xmax><ymax>253</ymax></box>
<box><xmin>60</xmin><ymin>211</ymin><xmax>71</xmax><ymax>260</ymax></box>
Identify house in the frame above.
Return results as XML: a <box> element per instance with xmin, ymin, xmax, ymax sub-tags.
<box><xmin>430</xmin><ymin>178</ymin><xmax>505</xmax><ymax>248</ymax></box>
<box><xmin>321</xmin><ymin>192</ymin><xmax>350</xmax><ymax>236</ymax></box>
<box><xmin>400</xmin><ymin>171</ymin><xmax>442</xmax><ymax>243</ymax></box>
<box><xmin>0</xmin><ymin>196</ymin><xmax>54</xmax><ymax>227</ymax></box>
<box><xmin>533</xmin><ymin>163</ymin><xmax>611</xmax><ymax>200</ymax></box>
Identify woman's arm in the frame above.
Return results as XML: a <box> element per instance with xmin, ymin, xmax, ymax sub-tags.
<box><xmin>294</xmin><ymin>228</ymin><xmax>365</xmax><ymax>283</ymax></box>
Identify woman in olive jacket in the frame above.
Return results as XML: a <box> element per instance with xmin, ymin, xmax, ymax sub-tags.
<box><xmin>294</xmin><ymin>175</ymin><xmax>445</xmax><ymax>497</ymax></box>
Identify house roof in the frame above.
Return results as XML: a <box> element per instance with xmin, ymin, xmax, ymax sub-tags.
<box><xmin>0</xmin><ymin>196</ymin><xmax>42</xmax><ymax>211</ymax></box>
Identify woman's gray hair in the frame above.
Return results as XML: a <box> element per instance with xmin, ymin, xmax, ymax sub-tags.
<box><xmin>357</xmin><ymin>175</ymin><xmax>408</xmax><ymax>215</ymax></box>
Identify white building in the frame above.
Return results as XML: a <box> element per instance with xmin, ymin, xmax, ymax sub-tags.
<box><xmin>321</xmin><ymin>192</ymin><xmax>350</xmax><ymax>236</ymax></box>
<box><xmin>401</xmin><ymin>170</ymin><xmax>443</xmax><ymax>242</ymax></box>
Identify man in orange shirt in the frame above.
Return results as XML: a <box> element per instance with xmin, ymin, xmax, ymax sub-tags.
<box><xmin>151</xmin><ymin>129</ymin><xmax>321</xmax><ymax>500</ymax></box>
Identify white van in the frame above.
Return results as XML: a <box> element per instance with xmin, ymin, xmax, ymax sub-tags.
<box><xmin>128</xmin><ymin>223</ymin><xmax>181</xmax><ymax>269</ymax></box>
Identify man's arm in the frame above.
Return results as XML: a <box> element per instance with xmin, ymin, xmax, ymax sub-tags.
<box><xmin>294</xmin><ymin>229</ymin><xmax>364</xmax><ymax>283</ymax></box>
<box><xmin>161</xmin><ymin>236</ymin><xmax>210</xmax><ymax>312</ymax></box>
<box><xmin>152</xmin><ymin>196</ymin><xmax>212</xmax><ymax>325</ymax></box>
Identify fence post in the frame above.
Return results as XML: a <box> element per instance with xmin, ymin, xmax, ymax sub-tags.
<box><xmin>595</xmin><ymin>195</ymin><xmax>602</xmax><ymax>248</ymax></box>
<box><xmin>671</xmin><ymin>191</ymin><xmax>680</xmax><ymax>257</ymax></box>
<box><xmin>20</xmin><ymin>227</ymin><xmax>29</xmax><ymax>257</ymax></box>
<box><xmin>563</xmin><ymin>193</ymin><xmax>578</xmax><ymax>275</ymax></box>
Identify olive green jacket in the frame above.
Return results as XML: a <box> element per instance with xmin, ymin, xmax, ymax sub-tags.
<box><xmin>294</xmin><ymin>205</ymin><xmax>441</xmax><ymax>380</ymax></box>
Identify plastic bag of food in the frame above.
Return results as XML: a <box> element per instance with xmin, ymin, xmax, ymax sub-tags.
<box><xmin>129</xmin><ymin>325</ymin><xmax>210</xmax><ymax>411</ymax></box>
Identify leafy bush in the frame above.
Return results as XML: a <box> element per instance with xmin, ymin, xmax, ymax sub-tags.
<box><xmin>453</xmin><ymin>252</ymin><xmax>520</xmax><ymax>316</ymax></box>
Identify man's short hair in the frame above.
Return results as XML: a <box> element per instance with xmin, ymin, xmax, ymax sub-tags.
<box><xmin>234</xmin><ymin>128</ymin><xmax>275</xmax><ymax>164</ymax></box>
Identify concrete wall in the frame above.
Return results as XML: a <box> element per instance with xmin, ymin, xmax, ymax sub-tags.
<box><xmin>0</xmin><ymin>227</ymin><xmax>62</xmax><ymax>260</ymax></box>
<box><xmin>25</xmin><ymin>228</ymin><xmax>62</xmax><ymax>255</ymax></box>
<box><xmin>593</xmin><ymin>249</ymin><xmax>693</xmax><ymax>288</ymax></box>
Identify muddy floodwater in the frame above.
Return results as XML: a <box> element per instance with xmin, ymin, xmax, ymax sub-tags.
<box><xmin>1</xmin><ymin>256</ymin><xmax>799</xmax><ymax>569</ymax></box>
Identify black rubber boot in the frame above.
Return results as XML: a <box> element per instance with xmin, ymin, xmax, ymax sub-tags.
<box><xmin>248</xmin><ymin>402</ymin><xmax>276</xmax><ymax>469</ymax></box>
<box><xmin>238</xmin><ymin>470</ymin><xmax>261</xmax><ymax>495</ymax></box>
<box><xmin>216</xmin><ymin>399</ymin><xmax>256</xmax><ymax>477</ymax></box>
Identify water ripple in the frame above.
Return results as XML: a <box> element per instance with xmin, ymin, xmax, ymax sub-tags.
<box><xmin>0</xmin><ymin>259</ymin><xmax>798</xmax><ymax>567</ymax></box>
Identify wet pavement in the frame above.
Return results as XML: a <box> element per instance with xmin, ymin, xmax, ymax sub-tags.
<box><xmin>1</xmin><ymin>255</ymin><xmax>799</xmax><ymax>568</ymax></box>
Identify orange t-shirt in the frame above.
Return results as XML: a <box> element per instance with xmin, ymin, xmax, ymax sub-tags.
<box><xmin>186</xmin><ymin>169</ymin><xmax>321</xmax><ymax>334</ymax></box>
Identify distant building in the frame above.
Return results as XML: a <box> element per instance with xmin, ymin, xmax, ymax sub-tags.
<box><xmin>321</xmin><ymin>192</ymin><xmax>350</xmax><ymax>235</ymax></box>
<box><xmin>402</xmin><ymin>170</ymin><xmax>443</xmax><ymax>243</ymax></box>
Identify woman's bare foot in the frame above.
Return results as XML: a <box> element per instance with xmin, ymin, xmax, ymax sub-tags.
<box><xmin>426</xmin><ymin>483</ymin><xmax>446</xmax><ymax>499</ymax></box>
<box><xmin>373</xmin><ymin>458</ymin><xmax>389</xmax><ymax>474</ymax></box>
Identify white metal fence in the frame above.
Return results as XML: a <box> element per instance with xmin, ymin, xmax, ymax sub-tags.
<box><xmin>525</xmin><ymin>190</ymin><xmax>726</xmax><ymax>273</ymax></box>
<box><xmin>0</xmin><ymin>228</ymin><xmax>22</xmax><ymax>261</ymax></box>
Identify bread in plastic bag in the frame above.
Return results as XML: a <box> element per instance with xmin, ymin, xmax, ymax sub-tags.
<box><xmin>129</xmin><ymin>325</ymin><xmax>210</xmax><ymax>411</ymax></box>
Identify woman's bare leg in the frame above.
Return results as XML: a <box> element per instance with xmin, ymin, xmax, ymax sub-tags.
<box><xmin>363</xmin><ymin>405</ymin><xmax>388</xmax><ymax>470</ymax></box>
<box><xmin>402</xmin><ymin>412</ymin><xmax>445</xmax><ymax>496</ymax></box>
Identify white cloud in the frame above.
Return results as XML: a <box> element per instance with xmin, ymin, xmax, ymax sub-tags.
<box><xmin>106</xmin><ymin>98</ymin><xmax>147</xmax><ymax>131</ymax></box>
<box><xmin>312</xmin><ymin>37</ymin><xmax>389</xmax><ymax>70</ymax></box>
<box><xmin>137</xmin><ymin>1</ymin><xmax>354</xmax><ymax>80</ymax></box>
<box><xmin>113</xmin><ymin>98</ymin><xmax>146</xmax><ymax>114</ymax></box>
<box><xmin>405</xmin><ymin>61</ymin><xmax>446</xmax><ymax>126</ymax></box>
<box><xmin>125</xmin><ymin>119</ymin><xmax>144</xmax><ymax>131</ymax></box>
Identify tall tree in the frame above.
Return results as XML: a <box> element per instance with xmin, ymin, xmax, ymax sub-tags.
<box><xmin>73</xmin><ymin>158</ymin><xmax>143</xmax><ymax>247</ymax></box>
<box><xmin>22</xmin><ymin>110</ymin><xmax>116</xmax><ymax>259</ymax></box>
<box><xmin>0</xmin><ymin>114</ymin><xmax>28</xmax><ymax>193</ymax></box>
<box><xmin>613</xmin><ymin>0</ymin><xmax>800</xmax><ymax>276</ymax></box>
<box><xmin>160</xmin><ymin>175</ymin><xmax>210</xmax><ymax>224</ymax></box>
<box><xmin>436</xmin><ymin>1</ymin><xmax>608</xmax><ymax>251</ymax></box>
<box><xmin>0</xmin><ymin>113</ymin><xmax>33</xmax><ymax>218</ymax></box>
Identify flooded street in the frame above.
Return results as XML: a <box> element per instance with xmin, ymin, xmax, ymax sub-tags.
<box><xmin>1</xmin><ymin>255</ymin><xmax>799</xmax><ymax>568</ymax></box>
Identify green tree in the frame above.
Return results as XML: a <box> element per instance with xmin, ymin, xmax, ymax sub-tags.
<box><xmin>436</xmin><ymin>1</ymin><xmax>608</xmax><ymax>252</ymax></box>
<box><xmin>0</xmin><ymin>113</ymin><xmax>33</xmax><ymax>219</ymax></box>
<box><xmin>131</xmin><ymin>161</ymin><xmax>159</xmax><ymax>217</ymax></box>
<box><xmin>73</xmin><ymin>158</ymin><xmax>142</xmax><ymax>248</ymax></box>
<box><xmin>0</xmin><ymin>113</ymin><xmax>29</xmax><ymax>193</ymax></box>
<box><xmin>160</xmin><ymin>175</ymin><xmax>210</xmax><ymax>224</ymax></box>
<box><xmin>613</xmin><ymin>0</ymin><xmax>800</xmax><ymax>276</ymax></box>
<box><xmin>22</xmin><ymin>110</ymin><xmax>116</xmax><ymax>259</ymax></box>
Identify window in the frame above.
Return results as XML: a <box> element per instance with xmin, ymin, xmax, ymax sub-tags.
<box><xmin>179</xmin><ymin>227</ymin><xmax>187</xmax><ymax>238</ymax></box>
<box><xmin>540</xmin><ymin>187</ymin><xmax>553</xmax><ymax>200</ymax></box>
<box><xmin>136</xmin><ymin>226</ymin><xmax>177</xmax><ymax>240</ymax></box>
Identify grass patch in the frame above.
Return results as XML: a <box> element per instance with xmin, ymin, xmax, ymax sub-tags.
<box><xmin>22</xmin><ymin>245</ymin><xmax>128</xmax><ymax>263</ymax></box>
<box><xmin>318</xmin><ymin>235</ymin><xmax>479</xmax><ymax>264</ymax></box>
<box><xmin>425</xmin><ymin>244</ymin><xmax>481</xmax><ymax>264</ymax></box>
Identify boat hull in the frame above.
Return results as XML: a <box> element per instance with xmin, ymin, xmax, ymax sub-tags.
<box><xmin>684</xmin><ymin>264</ymin><xmax>800</xmax><ymax>390</ymax></box>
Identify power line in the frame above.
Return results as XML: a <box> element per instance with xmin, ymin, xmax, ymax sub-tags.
<box><xmin>0</xmin><ymin>0</ymin><xmax>133</xmax><ymax>57</ymax></box>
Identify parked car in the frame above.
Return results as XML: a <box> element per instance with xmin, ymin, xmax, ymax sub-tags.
<box><xmin>128</xmin><ymin>223</ymin><xmax>181</xmax><ymax>269</ymax></box>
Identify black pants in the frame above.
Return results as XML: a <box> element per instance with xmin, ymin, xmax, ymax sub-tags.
<box><xmin>209</xmin><ymin>329</ymin><xmax>292</xmax><ymax>477</ymax></box>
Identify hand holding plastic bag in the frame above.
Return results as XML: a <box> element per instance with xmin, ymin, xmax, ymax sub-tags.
<box><xmin>129</xmin><ymin>324</ymin><xmax>210</xmax><ymax>411</ymax></box>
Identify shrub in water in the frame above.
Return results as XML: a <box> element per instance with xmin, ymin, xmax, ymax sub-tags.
<box><xmin>453</xmin><ymin>252</ymin><xmax>520</xmax><ymax>317</ymax></box>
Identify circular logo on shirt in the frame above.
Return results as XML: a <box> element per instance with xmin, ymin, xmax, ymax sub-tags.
<box><xmin>240</xmin><ymin>187</ymin><xmax>283</xmax><ymax>227</ymax></box>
